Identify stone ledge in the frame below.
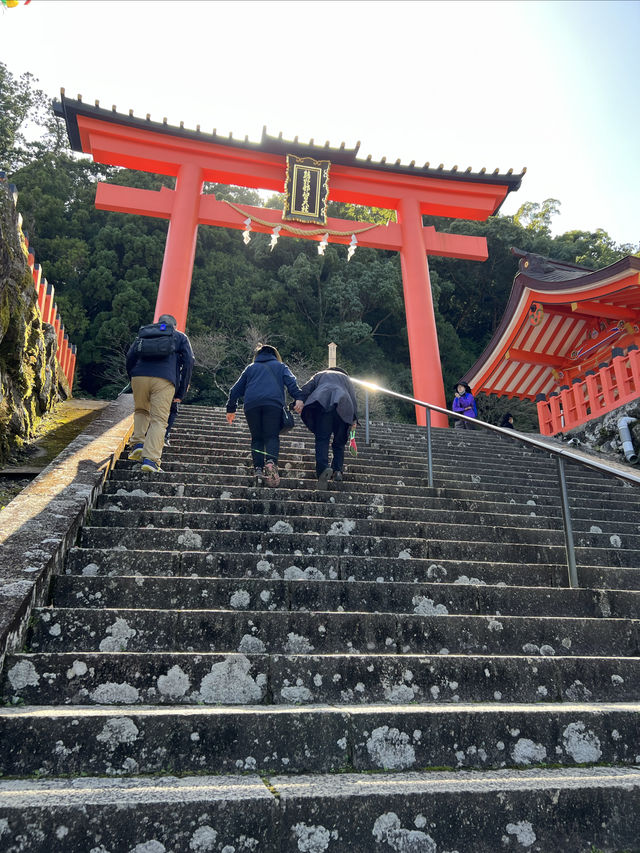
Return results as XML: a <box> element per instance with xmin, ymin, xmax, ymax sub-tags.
<box><xmin>0</xmin><ymin>395</ymin><xmax>134</xmax><ymax>674</ymax></box>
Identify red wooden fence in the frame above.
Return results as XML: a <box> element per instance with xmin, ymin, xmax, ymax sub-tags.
<box><xmin>2</xmin><ymin>174</ymin><xmax>76</xmax><ymax>391</ymax></box>
<box><xmin>537</xmin><ymin>347</ymin><xmax>640</xmax><ymax>435</ymax></box>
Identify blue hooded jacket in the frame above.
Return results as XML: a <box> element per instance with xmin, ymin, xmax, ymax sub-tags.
<box><xmin>226</xmin><ymin>351</ymin><xmax>302</xmax><ymax>413</ymax></box>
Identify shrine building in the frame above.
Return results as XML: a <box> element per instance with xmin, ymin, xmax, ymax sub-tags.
<box><xmin>462</xmin><ymin>249</ymin><xmax>640</xmax><ymax>435</ymax></box>
<box><xmin>53</xmin><ymin>92</ymin><xmax>523</xmax><ymax>426</ymax></box>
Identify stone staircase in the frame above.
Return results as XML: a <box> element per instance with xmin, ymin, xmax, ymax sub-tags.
<box><xmin>1</xmin><ymin>405</ymin><xmax>639</xmax><ymax>852</ymax></box>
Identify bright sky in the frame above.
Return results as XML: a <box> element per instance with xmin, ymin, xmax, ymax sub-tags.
<box><xmin>2</xmin><ymin>0</ymin><xmax>639</xmax><ymax>246</ymax></box>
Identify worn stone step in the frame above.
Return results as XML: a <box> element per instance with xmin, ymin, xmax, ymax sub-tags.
<box><xmin>4</xmin><ymin>650</ymin><xmax>639</xmax><ymax>707</ymax></box>
<box><xmin>158</xmin><ymin>424</ymin><xmax>620</xmax><ymax>468</ymax></box>
<box><xmin>88</xmin><ymin>507</ymin><xmax>586</xmax><ymax>550</ymax></box>
<box><xmin>265</xmin><ymin>766</ymin><xmax>640</xmax><ymax>852</ymax></box>
<box><xmin>77</xmin><ymin>524</ymin><xmax>640</xmax><ymax>569</ymax></box>
<box><xmin>158</xmin><ymin>448</ymin><xmax>628</xmax><ymax>491</ymax></box>
<box><xmin>0</xmin><ymin>774</ymin><xmax>276</xmax><ymax>853</ymax></box>
<box><xmin>64</xmin><ymin>547</ymin><xmax>567</xmax><ymax>588</ymax></box>
<box><xmin>107</xmin><ymin>471</ymin><xmax>640</xmax><ymax>520</ymax></box>
<box><xmin>98</xmin><ymin>489</ymin><xmax>566</xmax><ymax>523</ymax></box>
<box><xmin>361</xmin><ymin>476</ymin><xmax>633</xmax><ymax>502</ymax></box>
<box><xmin>96</xmin><ymin>490</ymin><xmax>640</xmax><ymax>537</ymax></box>
<box><xmin>3</xmin><ymin>765</ymin><xmax>636</xmax><ymax>852</ymax></box>
<box><xmin>105</xmin><ymin>469</ymin><xmax>640</xmax><ymax>517</ymax></box>
<box><xmin>0</xmin><ymin>702</ymin><xmax>637</xmax><ymax>779</ymax></box>
<box><xmin>88</xmin><ymin>506</ymin><xmax>640</xmax><ymax>559</ymax></box>
<box><xmin>97</xmin><ymin>480</ymin><xmax>591</xmax><ymax>512</ymax></box>
<box><xmin>99</xmin><ymin>500</ymin><xmax>568</xmax><ymax>535</ymax></box>
<box><xmin>103</xmin><ymin>475</ymin><xmax>640</xmax><ymax>521</ymax></box>
<box><xmin>430</xmin><ymin>537</ymin><xmax>640</xmax><ymax>568</ymax></box>
<box><xmin>160</xmin><ymin>442</ymin><xmax>573</xmax><ymax>479</ymax></box>
<box><xmin>50</xmin><ymin>575</ymin><xmax>640</xmax><ymax>620</ymax></box>
<box><xmin>118</xmin><ymin>458</ymin><xmax>632</xmax><ymax>499</ymax></box>
<box><xmin>27</xmin><ymin>607</ymin><xmax>640</xmax><ymax>657</ymax></box>
<box><xmin>78</xmin><ymin>524</ymin><xmax>433</xmax><ymax>559</ymax></box>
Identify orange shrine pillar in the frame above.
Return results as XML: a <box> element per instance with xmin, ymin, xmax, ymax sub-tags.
<box><xmin>154</xmin><ymin>162</ymin><xmax>204</xmax><ymax>331</ymax></box>
<box><xmin>398</xmin><ymin>196</ymin><xmax>448</xmax><ymax>427</ymax></box>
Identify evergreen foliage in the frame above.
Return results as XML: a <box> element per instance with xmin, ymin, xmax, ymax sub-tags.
<box><xmin>2</xmin><ymin>62</ymin><xmax>638</xmax><ymax>427</ymax></box>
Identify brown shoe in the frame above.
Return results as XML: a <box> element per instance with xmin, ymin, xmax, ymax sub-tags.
<box><xmin>264</xmin><ymin>461</ymin><xmax>280</xmax><ymax>487</ymax></box>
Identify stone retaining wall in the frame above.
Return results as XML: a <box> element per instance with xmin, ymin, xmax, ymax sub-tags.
<box><xmin>0</xmin><ymin>394</ymin><xmax>133</xmax><ymax>674</ymax></box>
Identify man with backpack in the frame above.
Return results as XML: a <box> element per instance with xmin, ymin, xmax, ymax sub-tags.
<box><xmin>125</xmin><ymin>313</ymin><xmax>194</xmax><ymax>473</ymax></box>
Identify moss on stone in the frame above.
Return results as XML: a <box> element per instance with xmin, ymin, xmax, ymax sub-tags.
<box><xmin>0</xmin><ymin>184</ymin><xmax>60</xmax><ymax>467</ymax></box>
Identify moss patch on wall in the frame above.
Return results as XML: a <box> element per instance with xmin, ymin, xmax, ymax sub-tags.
<box><xmin>0</xmin><ymin>184</ymin><xmax>60</xmax><ymax>467</ymax></box>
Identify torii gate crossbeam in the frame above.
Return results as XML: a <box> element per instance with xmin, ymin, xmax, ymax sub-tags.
<box><xmin>54</xmin><ymin>96</ymin><xmax>523</xmax><ymax>426</ymax></box>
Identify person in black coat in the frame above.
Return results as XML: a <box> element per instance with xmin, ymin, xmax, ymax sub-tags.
<box><xmin>500</xmin><ymin>412</ymin><xmax>515</xmax><ymax>429</ymax></box>
<box><xmin>296</xmin><ymin>367</ymin><xmax>358</xmax><ymax>489</ymax></box>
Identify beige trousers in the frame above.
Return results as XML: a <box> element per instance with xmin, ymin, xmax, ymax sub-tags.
<box><xmin>130</xmin><ymin>376</ymin><xmax>175</xmax><ymax>464</ymax></box>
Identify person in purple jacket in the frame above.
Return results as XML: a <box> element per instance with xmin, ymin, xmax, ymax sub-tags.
<box><xmin>452</xmin><ymin>382</ymin><xmax>477</xmax><ymax>429</ymax></box>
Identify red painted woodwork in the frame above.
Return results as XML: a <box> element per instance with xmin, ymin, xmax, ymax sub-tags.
<box><xmin>10</xmin><ymin>180</ymin><xmax>77</xmax><ymax>392</ymax></box>
<box><xmin>398</xmin><ymin>196</ymin><xmax>448</xmax><ymax>427</ymax></box>
<box><xmin>154</xmin><ymin>162</ymin><xmax>204</xmax><ymax>325</ymax></box>
<box><xmin>56</xmin><ymin>98</ymin><xmax>521</xmax><ymax>422</ymax></box>
<box><xmin>537</xmin><ymin>350</ymin><xmax>640</xmax><ymax>435</ymax></box>
<box><xmin>54</xmin><ymin>317</ymin><xmax>63</xmax><ymax>353</ymax></box>
<box><xmin>42</xmin><ymin>282</ymin><xmax>54</xmax><ymax>326</ymax></box>
<box><xmin>463</xmin><ymin>251</ymin><xmax>640</xmax><ymax>435</ymax></box>
<box><xmin>95</xmin><ymin>184</ymin><xmax>490</xmax><ymax>261</ymax></box>
<box><xmin>68</xmin><ymin>347</ymin><xmax>77</xmax><ymax>388</ymax></box>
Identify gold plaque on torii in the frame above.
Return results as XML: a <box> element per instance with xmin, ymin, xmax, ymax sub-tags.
<box><xmin>283</xmin><ymin>154</ymin><xmax>330</xmax><ymax>225</ymax></box>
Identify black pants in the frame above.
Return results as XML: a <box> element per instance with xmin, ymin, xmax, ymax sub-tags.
<box><xmin>313</xmin><ymin>405</ymin><xmax>349</xmax><ymax>476</ymax></box>
<box><xmin>244</xmin><ymin>405</ymin><xmax>281</xmax><ymax>468</ymax></box>
<box><xmin>165</xmin><ymin>401</ymin><xmax>179</xmax><ymax>438</ymax></box>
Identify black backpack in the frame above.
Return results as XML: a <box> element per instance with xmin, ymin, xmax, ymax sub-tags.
<box><xmin>133</xmin><ymin>322</ymin><xmax>176</xmax><ymax>359</ymax></box>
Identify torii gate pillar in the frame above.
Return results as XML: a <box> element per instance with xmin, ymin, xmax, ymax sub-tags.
<box><xmin>154</xmin><ymin>163</ymin><xmax>203</xmax><ymax>326</ymax></box>
<box><xmin>398</xmin><ymin>196</ymin><xmax>444</xmax><ymax>426</ymax></box>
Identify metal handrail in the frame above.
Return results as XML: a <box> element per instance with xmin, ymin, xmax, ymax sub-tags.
<box><xmin>352</xmin><ymin>377</ymin><xmax>640</xmax><ymax>589</ymax></box>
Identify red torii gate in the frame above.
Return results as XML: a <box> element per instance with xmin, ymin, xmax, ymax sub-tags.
<box><xmin>54</xmin><ymin>93</ymin><xmax>523</xmax><ymax>426</ymax></box>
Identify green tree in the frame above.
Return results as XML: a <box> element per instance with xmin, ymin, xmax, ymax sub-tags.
<box><xmin>513</xmin><ymin>198</ymin><xmax>561</xmax><ymax>234</ymax></box>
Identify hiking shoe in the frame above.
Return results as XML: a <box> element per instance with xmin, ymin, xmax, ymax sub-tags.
<box><xmin>140</xmin><ymin>458</ymin><xmax>163</xmax><ymax>474</ymax></box>
<box><xmin>333</xmin><ymin>470</ymin><xmax>344</xmax><ymax>483</ymax></box>
<box><xmin>264</xmin><ymin>461</ymin><xmax>280</xmax><ymax>487</ymax></box>
<box><xmin>317</xmin><ymin>467</ymin><xmax>333</xmax><ymax>490</ymax></box>
<box><xmin>164</xmin><ymin>438</ymin><xmax>171</xmax><ymax>447</ymax></box>
<box><xmin>254</xmin><ymin>467</ymin><xmax>264</xmax><ymax>485</ymax></box>
<box><xmin>128</xmin><ymin>443</ymin><xmax>144</xmax><ymax>461</ymax></box>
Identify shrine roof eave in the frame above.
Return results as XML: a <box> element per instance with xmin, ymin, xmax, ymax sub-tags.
<box><xmin>52</xmin><ymin>93</ymin><xmax>525</xmax><ymax>193</ymax></box>
<box><xmin>461</xmin><ymin>253</ymin><xmax>640</xmax><ymax>397</ymax></box>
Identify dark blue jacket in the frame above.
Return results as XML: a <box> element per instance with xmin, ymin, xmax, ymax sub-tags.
<box><xmin>226</xmin><ymin>352</ymin><xmax>302</xmax><ymax>413</ymax></box>
<box><xmin>126</xmin><ymin>328</ymin><xmax>194</xmax><ymax>400</ymax></box>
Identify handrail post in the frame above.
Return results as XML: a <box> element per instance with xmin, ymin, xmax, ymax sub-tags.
<box><xmin>556</xmin><ymin>456</ymin><xmax>579</xmax><ymax>588</ymax></box>
<box><xmin>426</xmin><ymin>406</ymin><xmax>433</xmax><ymax>487</ymax></box>
<box><xmin>365</xmin><ymin>389</ymin><xmax>370</xmax><ymax>445</ymax></box>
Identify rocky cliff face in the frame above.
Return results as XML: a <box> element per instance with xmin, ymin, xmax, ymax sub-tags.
<box><xmin>553</xmin><ymin>400</ymin><xmax>640</xmax><ymax>470</ymax></box>
<box><xmin>0</xmin><ymin>183</ymin><xmax>60</xmax><ymax>466</ymax></box>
